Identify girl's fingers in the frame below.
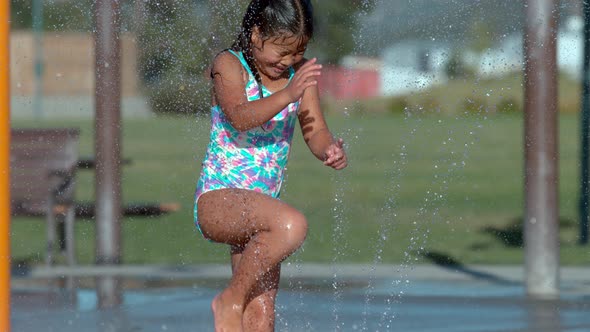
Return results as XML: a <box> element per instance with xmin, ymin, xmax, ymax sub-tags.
<box><xmin>323</xmin><ymin>152</ymin><xmax>337</xmax><ymax>164</ymax></box>
<box><xmin>301</xmin><ymin>57</ymin><xmax>317</xmax><ymax>69</ymax></box>
<box><xmin>297</xmin><ymin>63</ymin><xmax>322</xmax><ymax>78</ymax></box>
<box><xmin>325</xmin><ymin>158</ymin><xmax>347</xmax><ymax>169</ymax></box>
<box><xmin>297</xmin><ymin>70</ymin><xmax>321</xmax><ymax>84</ymax></box>
<box><xmin>324</xmin><ymin>153</ymin><xmax>346</xmax><ymax>166</ymax></box>
<box><xmin>289</xmin><ymin>67</ymin><xmax>321</xmax><ymax>94</ymax></box>
<box><xmin>331</xmin><ymin>161</ymin><xmax>344</xmax><ymax>169</ymax></box>
<box><xmin>301</xmin><ymin>77</ymin><xmax>319</xmax><ymax>90</ymax></box>
<box><xmin>322</xmin><ymin>140</ymin><xmax>347</xmax><ymax>169</ymax></box>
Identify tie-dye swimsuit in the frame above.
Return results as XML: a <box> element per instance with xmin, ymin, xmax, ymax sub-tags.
<box><xmin>193</xmin><ymin>50</ymin><xmax>300</xmax><ymax>234</ymax></box>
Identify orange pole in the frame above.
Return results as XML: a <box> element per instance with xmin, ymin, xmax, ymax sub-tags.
<box><xmin>0</xmin><ymin>0</ymin><xmax>11</xmax><ymax>331</ymax></box>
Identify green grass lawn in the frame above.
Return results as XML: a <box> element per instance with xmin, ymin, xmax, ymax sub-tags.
<box><xmin>10</xmin><ymin>111</ymin><xmax>590</xmax><ymax>266</ymax></box>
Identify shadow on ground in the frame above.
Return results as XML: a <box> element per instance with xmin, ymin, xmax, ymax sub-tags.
<box><xmin>418</xmin><ymin>250</ymin><xmax>515</xmax><ymax>285</ymax></box>
<box><xmin>480</xmin><ymin>216</ymin><xmax>576</xmax><ymax>247</ymax></box>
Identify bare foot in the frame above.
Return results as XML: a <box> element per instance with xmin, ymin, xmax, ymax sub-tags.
<box><xmin>212</xmin><ymin>291</ymin><xmax>244</xmax><ymax>332</ymax></box>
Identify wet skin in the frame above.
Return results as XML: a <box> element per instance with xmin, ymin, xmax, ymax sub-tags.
<box><xmin>201</xmin><ymin>28</ymin><xmax>347</xmax><ymax>332</ymax></box>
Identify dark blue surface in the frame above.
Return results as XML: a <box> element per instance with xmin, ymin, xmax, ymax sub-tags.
<box><xmin>11</xmin><ymin>278</ymin><xmax>590</xmax><ymax>332</ymax></box>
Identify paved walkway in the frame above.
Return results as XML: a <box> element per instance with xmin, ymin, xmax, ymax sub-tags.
<box><xmin>11</xmin><ymin>96</ymin><xmax>154</xmax><ymax>119</ymax></box>
<box><xmin>10</xmin><ymin>264</ymin><xmax>590</xmax><ymax>331</ymax></box>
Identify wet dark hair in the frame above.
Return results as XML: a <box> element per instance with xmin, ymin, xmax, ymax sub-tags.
<box><xmin>232</xmin><ymin>0</ymin><xmax>314</xmax><ymax>97</ymax></box>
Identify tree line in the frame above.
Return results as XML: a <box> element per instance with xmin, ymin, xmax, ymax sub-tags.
<box><xmin>11</xmin><ymin>0</ymin><xmax>373</xmax><ymax>114</ymax></box>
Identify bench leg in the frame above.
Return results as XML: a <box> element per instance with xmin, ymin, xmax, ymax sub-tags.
<box><xmin>56</xmin><ymin>206</ymin><xmax>77</xmax><ymax>293</ymax></box>
<box><xmin>65</xmin><ymin>205</ymin><xmax>76</xmax><ymax>266</ymax></box>
<box><xmin>46</xmin><ymin>197</ymin><xmax>56</xmax><ymax>266</ymax></box>
<box><xmin>63</xmin><ymin>190</ymin><xmax>77</xmax><ymax>292</ymax></box>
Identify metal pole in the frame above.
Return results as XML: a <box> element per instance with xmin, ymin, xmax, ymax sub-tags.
<box><xmin>523</xmin><ymin>0</ymin><xmax>560</xmax><ymax>298</ymax></box>
<box><xmin>579</xmin><ymin>0</ymin><xmax>590</xmax><ymax>244</ymax></box>
<box><xmin>0</xmin><ymin>1</ymin><xmax>11</xmax><ymax>330</ymax></box>
<box><xmin>94</xmin><ymin>0</ymin><xmax>123</xmax><ymax>308</ymax></box>
<box><xmin>134</xmin><ymin>0</ymin><xmax>145</xmax><ymax>34</ymax></box>
<box><xmin>32</xmin><ymin>0</ymin><xmax>43</xmax><ymax>118</ymax></box>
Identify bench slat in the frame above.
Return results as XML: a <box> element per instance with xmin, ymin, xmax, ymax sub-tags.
<box><xmin>10</xmin><ymin>128</ymin><xmax>80</xmax><ymax>216</ymax></box>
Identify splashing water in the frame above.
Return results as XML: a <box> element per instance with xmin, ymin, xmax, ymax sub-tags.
<box><xmin>322</xmin><ymin>0</ymin><xmax>380</xmax><ymax>330</ymax></box>
<box><xmin>360</xmin><ymin>112</ymin><xmax>419</xmax><ymax>331</ymax></box>
<box><xmin>330</xmin><ymin>165</ymin><xmax>352</xmax><ymax>330</ymax></box>
<box><xmin>376</xmin><ymin>110</ymin><xmax>487</xmax><ymax>330</ymax></box>
<box><xmin>334</xmin><ymin>0</ymin><xmax>496</xmax><ymax>330</ymax></box>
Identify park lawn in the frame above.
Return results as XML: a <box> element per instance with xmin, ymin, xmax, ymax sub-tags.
<box><xmin>10</xmin><ymin>112</ymin><xmax>589</xmax><ymax>266</ymax></box>
<box><xmin>329</xmin><ymin>73</ymin><xmax>582</xmax><ymax>115</ymax></box>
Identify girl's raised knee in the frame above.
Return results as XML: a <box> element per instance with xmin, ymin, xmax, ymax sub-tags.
<box><xmin>280</xmin><ymin>211</ymin><xmax>308</xmax><ymax>247</ymax></box>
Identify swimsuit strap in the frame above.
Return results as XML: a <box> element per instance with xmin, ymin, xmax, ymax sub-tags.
<box><xmin>227</xmin><ymin>50</ymin><xmax>256</xmax><ymax>79</ymax></box>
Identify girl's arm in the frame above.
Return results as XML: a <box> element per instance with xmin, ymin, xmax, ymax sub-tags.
<box><xmin>297</xmin><ymin>82</ymin><xmax>348</xmax><ymax>170</ymax></box>
<box><xmin>212</xmin><ymin>52</ymin><xmax>321</xmax><ymax>132</ymax></box>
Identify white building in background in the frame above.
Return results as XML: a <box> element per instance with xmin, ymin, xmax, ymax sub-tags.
<box><xmin>476</xmin><ymin>15</ymin><xmax>583</xmax><ymax>79</ymax></box>
<box><xmin>377</xmin><ymin>15</ymin><xmax>585</xmax><ymax>97</ymax></box>
<box><xmin>474</xmin><ymin>34</ymin><xmax>523</xmax><ymax>77</ymax></box>
<box><xmin>379</xmin><ymin>40</ymin><xmax>451</xmax><ymax>96</ymax></box>
<box><xmin>558</xmin><ymin>15</ymin><xmax>584</xmax><ymax>80</ymax></box>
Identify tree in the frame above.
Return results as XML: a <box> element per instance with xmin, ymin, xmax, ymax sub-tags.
<box><xmin>208</xmin><ymin>0</ymin><xmax>248</xmax><ymax>56</ymax></box>
<box><xmin>207</xmin><ymin>0</ymin><xmax>376</xmax><ymax>64</ymax></box>
<box><xmin>10</xmin><ymin>0</ymin><xmax>94</xmax><ymax>31</ymax></box>
<box><xmin>138</xmin><ymin>0</ymin><xmax>213</xmax><ymax>115</ymax></box>
<box><xmin>467</xmin><ymin>19</ymin><xmax>493</xmax><ymax>53</ymax></box>
<box><xmin>138</xmin><ymin>0</ymin><xmax>375</xmax><ymax>115</ymax></box>
<box><xmin>311</xmin><ymin>0</ymin><xmax>375</xmax><ymax>63</ymax></box>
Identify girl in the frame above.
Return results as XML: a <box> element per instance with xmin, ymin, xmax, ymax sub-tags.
<box><xmin>194</xmin><ymin>0</ymin><xmax>347</xmax><ymax>330</ymax></box>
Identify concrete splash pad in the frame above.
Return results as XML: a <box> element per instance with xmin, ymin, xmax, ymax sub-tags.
<box><xmin>11</xmin><ymin>265</ymin><xmax>590</xmax><ymax>331</ymax></box>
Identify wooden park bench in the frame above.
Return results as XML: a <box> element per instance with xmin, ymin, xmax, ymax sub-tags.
<box><xmin>10</xmin><ymin>128</ymin><xmax>80</xmax><ymax>267</ymax></box>
<box><xmin>10</xmin><ymin>128</ymin><xmax>181</xmax><ymax>268</ymax></box>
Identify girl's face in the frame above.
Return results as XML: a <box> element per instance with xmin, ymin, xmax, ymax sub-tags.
<box><xmin>251</xmin><ymin>29</ymin><xmax>308</xmax><ymax>80</ymax></box>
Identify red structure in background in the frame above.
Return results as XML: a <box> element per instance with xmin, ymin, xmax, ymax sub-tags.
<box><xmin>317</xmin><ymin>66</ymin><xmax>380</xmax><ymax>100</ymax></box>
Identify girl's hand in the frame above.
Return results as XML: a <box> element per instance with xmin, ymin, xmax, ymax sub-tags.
<box><xmin>284</xmin><ymin>58</ymin><xmax>322</xmax><ymax>103</ymax></box>
<box><xmin>323</xmin><ymin>138</ymin><xmax>348</xmax><ymax>170</ymax></box>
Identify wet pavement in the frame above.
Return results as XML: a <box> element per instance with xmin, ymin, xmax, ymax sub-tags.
<box><xmin>10</xmin><ymin>264</ymin><xmax>590</xmax><ymax>331</ymax></box>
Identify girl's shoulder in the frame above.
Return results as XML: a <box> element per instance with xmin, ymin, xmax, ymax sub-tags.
<box><xmin>211</xmin><ymin>50</ymin><xmax>249</xmax><ymax>83</ymax></box>
<box><xmin>212</xmin><ymin>50</ymin><xmax>242</xmax><ymax>74</ymax></box>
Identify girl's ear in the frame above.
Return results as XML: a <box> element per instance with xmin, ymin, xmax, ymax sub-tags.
<box><xmin>251</xmin><ymin>26</ymin><xmax>262</xmax><ymax>46</ymax></box>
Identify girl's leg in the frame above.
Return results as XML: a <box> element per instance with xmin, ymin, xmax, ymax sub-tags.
<box><xmin>231</xmin><ymin>246</ymin><xmax>280</xmax><ymax>332</ymax></box>
<box><xmin>198</xmin><ymin>188</ymin><xmax>307</xmax><ymax>332</ymax></box>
